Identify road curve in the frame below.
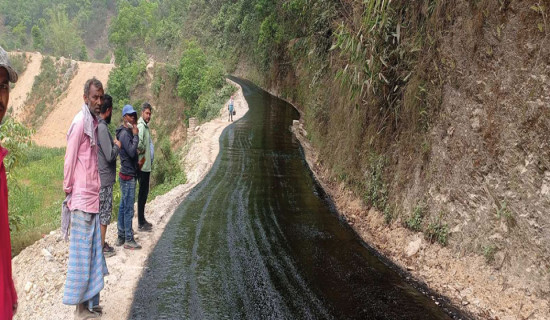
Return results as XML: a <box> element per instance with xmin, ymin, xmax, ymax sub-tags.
<box><xmin>130</xmin><ymin>78</ymin><xmax>456</xmax><ymax>320</ymax></box>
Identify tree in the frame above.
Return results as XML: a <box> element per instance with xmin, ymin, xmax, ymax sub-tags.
<box><xmin>176</xmin><ymin>42</ymin><xmax>208</xmax><ymax>105</ymax></box>
<box><xmin>31</xmin><ymin>25</ymin><xmax>44</xmax><ymax>51</ymax></box>
<box><xmin>44</xmin><ymin>8</ymin><xmax>84</xmax><ymax>58</ymax></box>
<box><xmin>79</xmin><ymin>45</ymin><xmax>88</xmax><ymax>61</ymax></box>
<box><xmin>12</xmin><ymin>22</ymin><xmax>28</xmax><ymax>48</ymax></box>
<box><xmin>108</xmin><ymin>0</ymin><xmax>158</xmax><ymax>64</ymax></box>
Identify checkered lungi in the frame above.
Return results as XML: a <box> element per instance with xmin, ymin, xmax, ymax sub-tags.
<box><xmin>62</xmin><ymin>210</ymin><xmax>108</xmax><ymax>305</ymax></box>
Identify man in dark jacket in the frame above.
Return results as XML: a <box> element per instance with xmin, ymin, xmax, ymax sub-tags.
<box><xmin>97</xmin><ymin>94</ymin><xmax>120</xmax><ymax>257</ymax></box>
<box><xmin>115</xmin><ymin>104</ymin><xmax>141</xmax><ymax>250</ymax></box>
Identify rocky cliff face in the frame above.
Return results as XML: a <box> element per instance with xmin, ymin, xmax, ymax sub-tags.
<box><xmin>400</xmin><ymin>0</ymin><xmax>550</xmax><ymax>296</ymax></box>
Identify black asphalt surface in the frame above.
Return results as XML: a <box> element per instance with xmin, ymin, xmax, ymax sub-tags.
<box><xmin>129</xmin><ymin>78</ymin><xmax>454</xmax><ymax>320</ymax></box>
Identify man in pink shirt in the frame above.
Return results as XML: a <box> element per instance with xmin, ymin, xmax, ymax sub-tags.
<box><xmin>0</xmin><ymin>46</ymin><xmax>19</xmax><ymax>320</ymax></box>
<box><xmin>62</xmin><ymin>77</ymin><xmax>108</xmax><ymax>319</ymax></box>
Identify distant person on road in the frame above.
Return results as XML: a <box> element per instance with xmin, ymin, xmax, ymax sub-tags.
<box><xmin>97</xmin><ymin>94</ymin><xmax>121</xmax><ymax>258</ymax></box>
<box><xmin>0</xmin><ymin>45</ymin><xmax>19</xmax><ymax>320</ymax></box>
<box><xmin>228</xmin><ymin>95</ymin><xmax>234</xmax><ymax>122</ymax></box>
<box><xmin>137</xmin><ymin>102</ymin><xmax>153</xmax><ymax>232</ymax></box>
<box><xmin>62</xmin><ymin>77</ymin><xmax>108</xmax><ymax>318</ymax></box>
<box><xmin>115</xmin><ymin>105</ymin><xmax>142</xmax><ymax>250</ymax></box>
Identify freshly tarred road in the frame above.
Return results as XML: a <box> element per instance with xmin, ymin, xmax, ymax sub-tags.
<box><xmin>130</xmin><ymin>78</ymin><xmax>459</xmax><ymax>320</ymax></box>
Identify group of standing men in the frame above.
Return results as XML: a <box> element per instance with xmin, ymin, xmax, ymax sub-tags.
<box><xmin>0</xmin><ymin>46</ymin><xmax>155</xmax><ymax>319</ymax></box>
<box><xmin>62</xmin><ymin>77</ymin><xmax>155</xmax><ymax>318</ymax></box>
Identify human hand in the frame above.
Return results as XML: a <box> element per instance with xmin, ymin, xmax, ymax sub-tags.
<box><xmin>138</xmin><ymin>157</ymin><xmax>146</xmax><ymax>169</ymax></box>
<box><xmin>114</xmin><ymin>139</ymin><xmax>121</xmax><ymax>148</ymax></box>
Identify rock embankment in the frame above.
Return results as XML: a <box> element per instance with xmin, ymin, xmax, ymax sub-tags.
<box><xmin>291</xmin><ymin>121</ymin><xmax>549</xmax><ymax>320</ymax></box>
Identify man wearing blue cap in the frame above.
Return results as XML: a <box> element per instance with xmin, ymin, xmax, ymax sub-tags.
<box><xmin>115</xmin><ymin>105</ymin><xmax>142</xmax><ymax>249</ymax></box>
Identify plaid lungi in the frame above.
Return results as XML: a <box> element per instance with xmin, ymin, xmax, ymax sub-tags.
<box><xmin>62</xmin><ymin>210</ymin><xmax>108</xmax><ymax>305</ymax></box>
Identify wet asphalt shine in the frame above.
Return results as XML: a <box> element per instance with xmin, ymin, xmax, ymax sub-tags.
<box><xmin>130</xmin><ymin>78</ymin><xmax>460</xmax><ymax>319</ymax></box>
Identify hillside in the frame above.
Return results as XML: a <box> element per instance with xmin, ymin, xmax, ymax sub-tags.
<box><xmin>7</xmin><ymin>52</ymin><xmax>114</xmax><ymax>147</ymax></box>
<box><xmin>8</xmin><ymin>52</ymin><xmax>43</xmax><ymax>120</ymax></box>
<box><xmin>33</xmin><ymin>61</ymin><xmax>114</xmax><ymax>147</ymax></box>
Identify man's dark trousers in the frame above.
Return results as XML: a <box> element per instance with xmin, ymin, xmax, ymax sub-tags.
<box><xmin>137</xmin><ymin>171</ymin><xmax>150</xmax><ymax>226</ymax></box>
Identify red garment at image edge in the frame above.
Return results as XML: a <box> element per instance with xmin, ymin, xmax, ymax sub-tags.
<box><xmin>0</xmin><ymin>146</ymin><xmax>17</xmax><ymax>319</ymax></box>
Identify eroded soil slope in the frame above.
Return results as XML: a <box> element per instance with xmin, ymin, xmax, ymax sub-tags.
<box><xmin>33</xmin><ymin>61</ymin><xmax>114</xmax><ymax>147</ymax></box>
<box><xmin>8</xmin><ymin>52</ymin><xmax>43</xmax><ymax>121</ymax></box>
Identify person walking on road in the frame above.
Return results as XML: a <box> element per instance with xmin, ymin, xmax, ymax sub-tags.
<box><xmin>62</xmin><ymin>77</ymin><xmax>108</xmax><ymax>319</ymax></box>
<box><xmin>116</xmin><ymin>105</ymin><xmax>142</xmax><ymax>250</ymax></box>
<box><xmin>228</xmin><ymin>95</ymin><xmax>235</xmax><ymax>122</ymax></box>
<box><xmin>97</xmin><ymin>94</ymin><xmax>121</xmax><ymax>257</ymax></box>
<box><xmin>137</xmin><ymin>102</ymin><xmax>153</xmax><ymax>232</ymax></box>
<box><xmin>0</xmin><ymin>46</ymin><xmax>19</xmax><ymax>320</ymax></box>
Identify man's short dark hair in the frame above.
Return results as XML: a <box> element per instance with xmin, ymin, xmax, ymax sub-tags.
<box><xmin>101</xmin><ymin>94</ymin><xmax>113</xmax><ymax>114</ymax></box>
<box><xmin>84</xmin><ymin>77</ymin><xmax>103</xmax><ymax>97</ymax></box>
<box><xmin>141</xmin><ymin>102</ymin><xmax>152</xmax><ymax>112</ymax></box>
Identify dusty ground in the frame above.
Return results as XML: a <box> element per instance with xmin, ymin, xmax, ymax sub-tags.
<box><xmin>12</xmin><ymin>79</ymin><xmax>247</xmax><ymax>320</ymax></box>
<box><xmin>33</xmin><ymin>61</ymin><xmax>114</xmax><ymax>147</ymax></box>
<box><xmin>8</xmin><ymin>52</ymin><xmax>43</xmax><ymax>121</ymax></box>
<box><xmin>291</xmin><ymin>121</ymin><xmax>549</xmax><ymax>320</ymax></box>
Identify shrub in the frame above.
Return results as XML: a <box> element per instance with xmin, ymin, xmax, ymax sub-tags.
<box><xmin>364</xmin><ymin>153</ymin><xmax>388</xmax><ymax>211</ymax></box>
<box><xmin>406</xmin><ymin>203</ymin><xmax>425</xmax><ymax>231</ymax></box>
<box><xmin>107</xmin><ymin>52</ymin><xmax>147</xmax><ymax>120</ymax></box>
<box><xmin>425</xmin><ymin>215</ymin><xmax>449</xmax><ymax>246</ymax></box>
<box><xmin>151</xmin><ymin>138</ymin><xmax>182</xmax><ymax>187</ymax></box>
<box><xmin>176</xmin><ymin>42</ymin><xmax>230</xmax><ymax>122</ymax></box>
<box><xmin>0</xmin><ymin>118</ymin><xmax>33</xmax><ymax>176</ymax></box>
<box><xmin>8</xmin><ymin>53</ymin><xmax>29</xmax><ymax>77</ymax></box>
<box><xmin>483</xmin><ymin>244</ymin><xmax>497</xmax><ymax>263</ymax></box>
<box><xmin>0</xmin><ymin>119</ymin><xmax>35</xmax><ymax>232</ymax></box>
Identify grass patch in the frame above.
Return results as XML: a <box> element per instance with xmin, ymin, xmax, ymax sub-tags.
<box><xmin>425</xmin><ymin>213</ymin><xmax>449</xmax><ymax>246</ymax></box>
<box><xmin>364</xmin><ymin>153</ymin><xmax>388</xmax><ymax>212</ymax></box>
<box><xmin>482</xmin><ymin>244</ymin><xmax>497</xmax><ymax>263</ymax></box>
<box><xmin>148</xmin><ymin>171</ymin><xmax>187</xmax><ymax>200</ymax></box>
<box><xmin>496</xmin><ymin>200</ymin><xmax>515</xmax><ymax>226</ymax></box>
<box><xmin>406</xmin><ymin>202</ymin><xmax>425</xmax><ymax>231</ymax></box>
<box><xmin>10</xmin><ymin>145</ymin><xmax>65</xmax><ymax>255</ymax></box>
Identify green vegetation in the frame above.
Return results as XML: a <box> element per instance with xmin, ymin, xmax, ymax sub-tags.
<box><xmin>107</xmin><ymin>52</ymin><xmax>148</xmax><ymax>119</ymax></box>
<box><xmin>0</xmin><ymin>118</ymin><xmax>33</xmax><ymax>181</ymax></box>
<box><xmin>150</xmin><ymin>138</ymin><xmax>186</xmax><ymax>190</ymax></box>
<box><xmin>406</xmin><ymin>203</ymin><xmax>425</xmax><ymax>232</ymax></box>
<box><xmin>483</xmin><ymin>244</ymin><xmax>497</xmax><ymax>263</ymax></box>
<box><xmin>364</xmin><ymin>153</ymin><xmax>389</xmax><ymax>214</ymax></box>
<box><xmin>9</xmin><ymin>146</ymin><xmax>65</xmax><ymax>255</ymax></box>
<box><xmin>108</xmin><ymin>0</ymin><xmax>159</xmax><ymax>65</ymax></box>
<box><xmin>7</xmin><ymin>53</ymin><xmax>29</xmax><ymax>82</ymax></box>
<box><xmin>496</xmin><ymin>200</ymin><xmax>514</xmax><ymax>225</ymax></box>
<box><xmin>0</xmin><ymin>0</ymin><xmax>115</xmax><ymax>61</ymax></box>
<box><xmin>176</xmin><ymin>0</ymin><xmax>454</xmax><ymax>244</ymax></box>
<box><xmin>425</xmin><ymin>214</ymin><xmax>449</xmax><ymax>246</ymax></box>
